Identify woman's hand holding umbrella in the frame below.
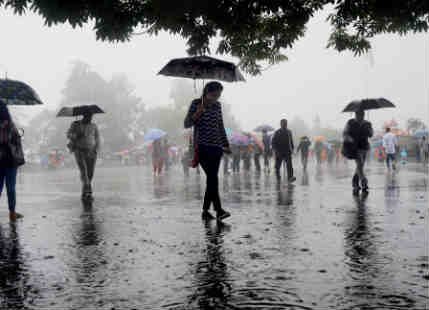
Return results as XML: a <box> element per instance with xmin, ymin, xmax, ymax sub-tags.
<box><xmin>193</xmin><ymin>102</ymin><xmax>205</xmax><ymax>121</ymax></box>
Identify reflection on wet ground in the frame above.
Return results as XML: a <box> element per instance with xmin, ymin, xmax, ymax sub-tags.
<box><xmin>0</xmin><ymin>161</ymin><xmax>428</xmax><ymax>309</ymax></box>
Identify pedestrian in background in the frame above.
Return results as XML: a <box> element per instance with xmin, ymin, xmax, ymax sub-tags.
<box><xmin>343</xmin><ymin>108</ymin><xmax>373</xmax><ymax>194</ymax></box>
<box><xmin>272</xmin><ymin>119</ymin><xmax>296</xmax><ymax>183</ymax></box>
<box><xmin>382</xmin><ymin>127</ymin><xmax>397</xmax><ymax>170</ymax></box>
<box><xmin>67</xmin><ymin>112</ymin><xmax>100</xmax><ymax>199</ymax></box>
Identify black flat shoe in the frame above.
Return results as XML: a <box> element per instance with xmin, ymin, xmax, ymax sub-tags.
<box><xmin>217</xmin><ymin>210</ymin><xmax>231</xmax><ymax>221</ymax></box>
<box><xmin>202</xmin><ymin>211</ymin><xmax>215</xmax><ymax>220</ymax></box>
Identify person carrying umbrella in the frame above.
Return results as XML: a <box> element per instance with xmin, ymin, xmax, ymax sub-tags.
<box><xmin>67</xmin><ymin>110</ymin><xmax>101</xmax><ymax>199</ymax></box>
<box><xmin>0</xmin><ymin>105</ymin><xmax>24</xmax><ymax>221</ymax></box>
<box><xmin>343</xmin><ymin>108</ymin><xmax>373</xmax><ymax>194</ymax></box>
<box><xmin>296</xmin><ymin>136</ymin><xmax>311</xmax><ymax>170</ymax></box>
<box><xmin>272</xmin><ymin>119</ymin><xmax>296</xmax><ymax>182</ymax></box>
<box><xmin>184</xmin><ymin>81</ymin><xmax>231</xmax><ymax>221</ymax></box>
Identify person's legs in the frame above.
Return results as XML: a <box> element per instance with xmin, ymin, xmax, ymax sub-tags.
<box><xmin>275</xmin><ymin>155</ymin><xmax>284</xmax><ymax>179</ymax></box>
<box><xmin>199</xmin><ymin>146</ymin><xmax>223</xmax><ymax>212</ymax></box>
<box><xmin>75</xmin><ymin>151</ymin><xmax>89</xmax><ymax>194</ymax></box>
<box><xmin>254</xmin><ymin>154</ymin><xmax>261</xmax><ymax>172</ymax></box>
<box><xmin>356</xmin><ymin>150</ymin><xmax>368</xmax><ymax>190</ymax></box>
<box><xmin>286</xmin><ymin>153</ymin><xmax>294</xmax><ymax>180</ymax></box>
<box><xmin>386</xmin><ymin>153</ymin><xmax>391</xmax><ymax>169</ymax></box>
<box><xmin>0</xmin><ymin>168</ymin><xmax>6</xmax><ymax>208</ymax></box>
<box><xmin>5</xmin><ymin>167</ymin><xmax>17</xmax><ymax>213</ymax></box>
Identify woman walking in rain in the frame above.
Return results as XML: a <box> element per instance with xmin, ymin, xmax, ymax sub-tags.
<box><xmin>67</xmin><ymin>111</ymin><xmax>100</xmax><ymax>199</ymax></box>
<box><xmin>184</xmin><ymin>81</ymin><xmax>231</xmax><ymax>221</ymax></box>
<box><xmin>343</xmin><ymin>108</ymin><xmax>373</xmax><ymax>194</ymax></box>
<box><xmin>0</xmin><ymin>105</ymin><xmax>24</xmax><ymax>221</ymax></box>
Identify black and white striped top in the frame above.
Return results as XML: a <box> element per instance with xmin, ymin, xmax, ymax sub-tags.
<box><xmin>184</xmin><ymin>99</ymin><xmax>229</xmax><ymax>148</ymax></box>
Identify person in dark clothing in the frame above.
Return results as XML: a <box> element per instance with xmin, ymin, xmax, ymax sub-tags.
<box><xmin>296</xmin><ymin>136</ymin><xmax>311</xmax><ymax>170</ymax></box>
<box><xmin>343</xmin><ymin>109</ymin><xmax>373</xmax><ymax>194</ymax></box>
<box><xmin>231</xmin><ymin>145</ymin><xmax>240</xmax><ymax>173</ymax></box>
<box><xmin>271</xmin><ymin>119</ymin><xmax>296</xmax><ymax>182</ymax></box>
<box><xmin>262</xmin><ymin>130</ymin><xmax>272</xmax><ymax>172</ymax></box>
<box><xmin>0</xmin><ymin>105</ymin><xmax>24</xmax><ymax>221</ymax></box>
<box><xmin>252</xmin><ymin>143</ymin><xmax>262</xmax><ymax>173</ymax></box>
<box><xmin>184</xmin><ymin>81</ymin><xmax>231</xmax><ymax>221</ymax></box>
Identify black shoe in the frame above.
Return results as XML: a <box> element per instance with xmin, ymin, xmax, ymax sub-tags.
<box><xmin>352</xmin><ymin>174</ymin><xmax>360</xmax><ymax>190</ymax></box>
<box><xmin>202</xmin><ymin>211</ymin><xmax>215</xmax><ymax>220</ymax></box>
<box><xmin>361</xmin><ymin>178</ymin><xmax>369</xmax><ymax>192</ymax></box>
<box><xmin>217</xmin><ymin>210</ymin><xmax>231</xmax><ymax>221</ymax></box>
<box><xmin>288</xmin><ymin>176</ymin><xmax>296</xmax><ymax>183</ymax></box>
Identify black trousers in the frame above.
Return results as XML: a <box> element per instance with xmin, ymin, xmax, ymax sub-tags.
<box><xmin>199</xmin><ymin>145</ymin><xmax>223</xmax><ymax>212</ymax></box>
<box><xmin>275</xmin><ymin>153</ymin><xmax>293</xmax><ymax>179</ymax></box>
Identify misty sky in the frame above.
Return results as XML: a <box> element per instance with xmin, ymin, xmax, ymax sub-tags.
<box><xmin>0</xmin><ymin>7</ymin><xmax>428</xmax><ymax>132</ymax></box>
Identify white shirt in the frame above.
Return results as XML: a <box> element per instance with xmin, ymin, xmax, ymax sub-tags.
<box><xmin>382</xmin><ymin>132</ymin><xmax>397</xmax><ymax>154</ymax></box>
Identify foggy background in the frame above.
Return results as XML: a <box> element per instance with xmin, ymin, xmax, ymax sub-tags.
<box><xmin>0</xmin><ymin>7</ymin><xmax>427</xmax><ymax>132</ymax></box>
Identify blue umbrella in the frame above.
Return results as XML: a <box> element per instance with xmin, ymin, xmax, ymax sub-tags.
<box><xmin>144</xmin><ymin>128</ymin><xmax>166</xmax><ymax>141</ymax></box>
<box><xmin>254</xmin><ymin>124</ymin><xmax>274</xmax><ymax>132</ymax></box>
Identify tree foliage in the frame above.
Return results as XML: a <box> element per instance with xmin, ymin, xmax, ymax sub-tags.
<box><xmin>1</xmin><ymin>0</ymin><xmax>427</xmax><ymax>75</ymax></box>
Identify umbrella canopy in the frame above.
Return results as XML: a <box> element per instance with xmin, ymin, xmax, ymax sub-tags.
<box><xmin>342</xmin><ymin>98</ymin><xmax>395</xmax><ymax>113</ymax></box>
<box><xmin>158</xmin><ymin>55</ymin><xmax>245</xmax><ymax>82</ymax></box>
<box><xmin>0</xmin><ymin>79</ymin><xmax>43</xmax><ymax>105</ymax></box>
<box><xmin>414</xmin><ymin>129</ymin><xmax>428</xmax><ymax>137</ymax></box>
<box><xmin>144</xmin><ymin>128</ymin><xmax>166</xmax><ymax>141</ymax></box>
<box><xmin>230</xmin><ymin>132</ymin><xmax>250</xmax><ymax>146</ymax></box>
<box><xmin>56</xmin><ymin>105</ymin><xmax>104</xmax><ymax>117</ymax></box>
<box><xmin>254</xmin><ymin>124</ymin><xmax>275</xmax><ymax>132</ymax></box>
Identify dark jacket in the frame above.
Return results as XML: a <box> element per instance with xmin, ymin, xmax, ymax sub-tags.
<box><xmin>343</xmin><ymin>119</ymin><xmax>373</xmax><ymax>151</ymax></box>
<box><xmin>272</xmin><ymin>128</ymin><xmax>294</xmax><ymax>155</ymax></box>
<box><xmin>297</xmin><ymin>139</ymin><xmax>311</xmax><ymax>155</ymax></box>
<box><xmin>0</xmin><ymin>122</ymin><xmax>23</xmax><ymax>168</ymax></box>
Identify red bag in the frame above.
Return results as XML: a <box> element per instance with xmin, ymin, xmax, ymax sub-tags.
<box><xmin>190</xmin><ymin>147</ymin><xmax>199</xmax><ymax>168</ymax></box>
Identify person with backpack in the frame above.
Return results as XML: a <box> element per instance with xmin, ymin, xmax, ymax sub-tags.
<box><xmin>67</xmin><ymin>111</ymin><xmax>100</xmax><ymax>199</ymax></box>
<box><xmin>271</xmin><ymin>119</ymin><xmax>296</xmax><ymax>182</ymax></box>
<box><xmin>343</xmin><ymin>109</ymin><xmax>373</xmax><ymax>194</ymax></box>
<box><xmin>0</xmin><ymin>105</ymin><xmax>25</xmax><ymax>221</ymax></box>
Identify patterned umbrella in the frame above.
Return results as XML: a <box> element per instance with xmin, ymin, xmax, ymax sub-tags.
<box><xmin>0</xmin><ymin>79</ymin><xmax>43</xmax><ymax>105</ymax></box>
<box><xmin>158</xmin><ymin>56</ymin><xmax>245</xmax><ymax>82</ymax></box>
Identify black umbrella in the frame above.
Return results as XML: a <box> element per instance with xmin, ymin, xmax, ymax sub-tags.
<box><xmin>0</xmin><ymin>79</ymin><xmax>43</xmax><ymax>105</ymax></box>
<box><xmin>158</xmin><ymin>55</ymin><xmax>245</xmax><ymax>82</ymax></box>
<box><xmin>56</xmin><ymin>105</ymin><xmax>104</xmax><ymax>117</ymax></box>
<box><xmin>342</xmin><ymin>98</ymin><xmax>395</xmax><ymax>113</ymax></box>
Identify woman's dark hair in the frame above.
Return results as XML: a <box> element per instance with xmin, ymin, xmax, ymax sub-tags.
<box><xmin>203</xmin><ymin>81</ymin><xmax>223</xmax><ymax>97</ymax></box>
<box><xmin>0</xmin><ymin>105</ymin><xmax>12</xmax><ymax>122</ymax></box>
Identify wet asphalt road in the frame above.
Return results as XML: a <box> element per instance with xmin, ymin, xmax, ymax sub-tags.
<box><xmin>0</xmin><ymin>160</ymin><xmax>428</xmax><ymax>310</ymax></box>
